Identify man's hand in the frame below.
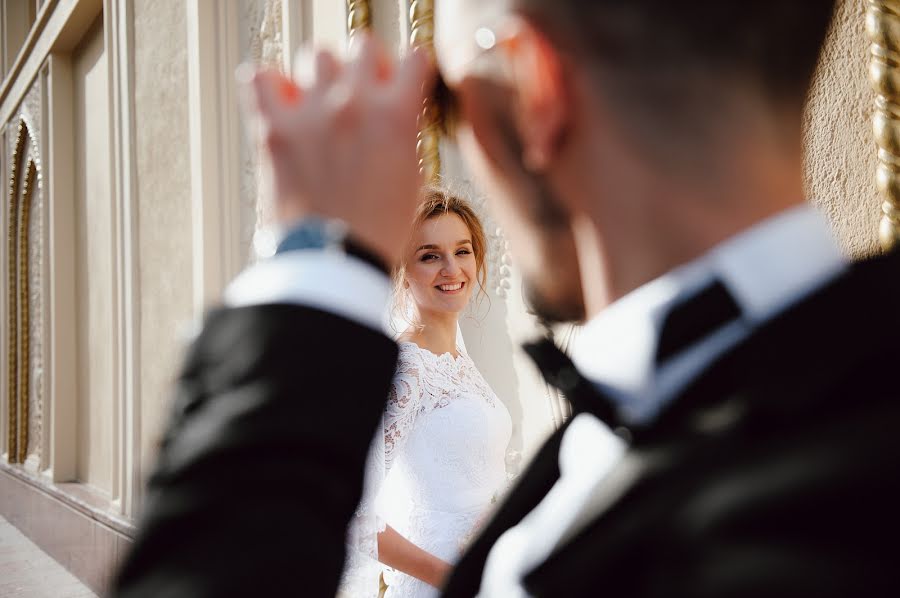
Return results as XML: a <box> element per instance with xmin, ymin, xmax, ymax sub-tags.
<box><xmin>243</xmin><ymin>35</ymin><xmax>434</xmax><ymax>268</ymax></box>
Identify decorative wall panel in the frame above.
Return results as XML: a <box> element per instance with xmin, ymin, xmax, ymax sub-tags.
<box><xmin>242</xmin><ymin>0</ymin><xmax>285</xmax><ymax>259</ymax></box>
<box><xmin>244</xmin><ymin>0</ymin><xmax>284</xmax><ymax>70</ymax></box>
<box><xmin>5</xmin><ymin>117</ymin><xmax>42</xmax><ymax>465</ymax></box>
<box><xmin>22</xmin><ymin>83</ymin><xmax>43</xmax><ymax>470</ymax></box>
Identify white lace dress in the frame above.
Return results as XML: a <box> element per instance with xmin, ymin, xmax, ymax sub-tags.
<box><xmin>341</xmin><ymin>342</ymin><xmax>513</xmax><ymax>598</ymax></box>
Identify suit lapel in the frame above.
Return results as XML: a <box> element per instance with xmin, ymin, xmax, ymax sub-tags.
<box><xmin>521</xmin><ymin>251</ymin><xmax>900</xmax><ymax>595</ymax></box>
<box><xmin>646</xmin><ymin>250</ymin><xmax>900</xmax><ymax>441</ymax></box>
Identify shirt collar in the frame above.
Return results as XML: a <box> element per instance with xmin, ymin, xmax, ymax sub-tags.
<box><xmin>571</xmin><ymin>204</ymin><xmax>848</xmax><ymax>390</ymax></box>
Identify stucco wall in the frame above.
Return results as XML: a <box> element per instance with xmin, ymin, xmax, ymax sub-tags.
<box><xmin>74</xmin><ymin>15</ymin><xmax>114</xmax><ymax>495</ymax></box>
<box><xmin>133</xmin><ymin>0</ymin><xmax>193</xmax><ymax>463</ymax></box>
<box><xmin>805</xmin><ymin>0</ymin><xmax>880</xmax><ymax>258</ymax></box>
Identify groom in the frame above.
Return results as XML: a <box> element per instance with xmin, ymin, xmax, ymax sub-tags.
<box><xmin>113</xmin><ymin>1</ymin><xmax>900</xmax><ymax>596</ymax></box>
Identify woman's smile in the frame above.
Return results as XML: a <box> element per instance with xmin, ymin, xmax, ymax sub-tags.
<box><xmin>436</xmin><ymin>281</ymin><xmax>466</xmax><ymax>294</ymax></box>
<box><xmin>404</xmin><ymin>213</ymin><xmax>479</xmax><ymax>313</ymax></box>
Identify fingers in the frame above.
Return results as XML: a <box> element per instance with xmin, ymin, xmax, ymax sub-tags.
<box><xmin>393</xmin><ymin>47</ymin><xmax>436</xmax><ymax>113</ymax></box>
<box><xmin>294</xmin><ymin>47</ymin><xmax>342</xmax><ymax>90</ymax></box>
<box><xmin>347</xmin><ymin>33</ymin><xmax>392</xmax><ymax>90</ymax></box>
<box><xmin>251</xmin><ymin>70</ymin><xmax>297</xmax><ymax>130</ymax></box>
<box><xmin>315</xmin><ymin>50</ymin><xmax>342</xmax><ymax>87</ymax></box>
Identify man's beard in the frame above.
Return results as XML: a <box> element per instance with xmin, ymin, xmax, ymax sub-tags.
<box><xmin>523</xmin><ymin>277</ymin><xmax>586</xmax><ymax>325</ymax></box>
<box><xmin>489</xmin><ymin>103</ymin><xmax>587</xmax><ymax>323</ymax></box>
<box><xmin>519</xmin><ymin>178</ymin><xmax>587</xmax><ymax>324</ymax></box>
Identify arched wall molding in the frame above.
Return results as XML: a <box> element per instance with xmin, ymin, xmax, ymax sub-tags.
<box><xmin>6</xmin><ymin>118</ymin><xmax>42</xmax><ymax>464</ymax></box>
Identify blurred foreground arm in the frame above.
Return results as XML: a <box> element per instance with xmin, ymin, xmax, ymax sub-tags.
<box><xmin>112</xmin><ymin>37</ymin><xmax>433</xmax><ymax>598</ymax></box>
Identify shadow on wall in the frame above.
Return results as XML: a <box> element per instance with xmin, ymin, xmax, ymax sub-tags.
<box><xmin>437</xmin><ymin>141</ymin><xmax>559</xmax><ymax>472</ymax></box>
<box><xmin>460</xmin><ymin>292</ymin><xmax>524</xmax><ymax>469</ymax></box>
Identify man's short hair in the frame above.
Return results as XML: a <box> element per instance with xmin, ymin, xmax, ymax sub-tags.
<box><xmin>519</xmin><ymin>0</ymin><xmax>837</xmax><ymax>102</ymax></box>
<box><xmin>517</xmin><ymin>0</ymin><xmax>837</xmax><ymax>155</ymax></box>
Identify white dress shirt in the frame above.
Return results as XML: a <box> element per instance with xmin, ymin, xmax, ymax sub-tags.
<box><xmin>477</xmin><ymin>204</ymin><xmax>847</xmax><ymax>597</ymax></box>
<box><xmin>223</xmin><ymin>204</ymin><xmax>846</xmax><ymax>597</ymax></box>
<box><xmin>225</xmin><ymin>249</ymin><xmax>392</xmax><ymax>333</ymax></box>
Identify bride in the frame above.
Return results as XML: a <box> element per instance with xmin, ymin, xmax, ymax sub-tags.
<box><xmin>341</xmin><ymin>187</ymin><xmax>512</xmax><ymax>597</ymax></box>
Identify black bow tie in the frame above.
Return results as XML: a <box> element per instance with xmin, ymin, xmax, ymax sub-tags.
<box><xmin>655</xmin><ymin>279</ymin><xmax>742</xmax><ymax>365</ymax></box>
<box><xmin>524</xmin><ymin>280</ymin><xmax>740</xmax><ymax>432</ymax></box>
<box><xmin>523</xmin><ymin>338</ymin><xmax>622</xmax><ymax>429</ymax></box>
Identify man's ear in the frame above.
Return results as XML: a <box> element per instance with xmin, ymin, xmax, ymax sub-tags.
<box><xmin>505</xmin><ymin>19</ymin><xmax>570</xmax><ymax>172</ymax></box>
<box><xmin>456</xmin><ymin>75</ymin><xmax>524</xmax><ymax>175</ymax></box>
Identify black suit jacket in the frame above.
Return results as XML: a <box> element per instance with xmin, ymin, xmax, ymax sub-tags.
<box><xmin>112</xmin><ymin>305</ymin><xmax>398</xmax><ymax>597</ymax></box>
<box><xmin>444</xmin><ymin>251</ymin><xmax>900</xmax><ymax>597</ymax></box>
<box><xmin>113</xmin><ymin>253</ymin><xmax>900</xmax><ymax>598</ymax></box>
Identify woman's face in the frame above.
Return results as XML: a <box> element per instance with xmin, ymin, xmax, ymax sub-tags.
<box><xmin>405</xmin><ymin>213</ymin><xmax>478</xmax><ymax>317</ymax></box>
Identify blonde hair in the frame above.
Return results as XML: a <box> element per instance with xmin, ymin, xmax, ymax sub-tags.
<box><xmin>393</xmin><ymin>186</ymin><xmax>489</xmax><ymax>323</ymax></box>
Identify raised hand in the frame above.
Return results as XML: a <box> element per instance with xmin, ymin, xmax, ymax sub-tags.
<box><xmin>242</xmin><ymin>34</ymin><xmax>434</xmax><ymax>268</ymax></box>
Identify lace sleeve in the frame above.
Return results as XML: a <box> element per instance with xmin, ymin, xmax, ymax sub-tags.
<box><xmin>383</xmin><ymin>352</ymin><xmax>425</xmax><ymax>475</ymax></box>
<box><xmin>339</xmin><ymin>351</ymin><xmax>424</xmax><ymax>598</ymax></box>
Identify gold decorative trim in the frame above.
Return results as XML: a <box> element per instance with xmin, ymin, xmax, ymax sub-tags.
<box><xmin>346</xmin><ymin>0</ymin><xmax>372</xmax><ymax>40</ymax></box>
<box><xmin>5</xmin><ymin>120</ymin><xmax>37</xmax><ymax>464</ymax></box>
<box><xmin>7</xmin><ymin>128</ymin><xmax>24</xmax><ymax>461</ymax></box>
<box><xmin>7</xmin><ymin>123</ymin><xmax>28</xmax><ymax>462</ymax></box>
<box><xmin>409</xmin><ymin>0</ymin><xmax>441</xmax><ymax>182</ymax></box>
<box><xmin>867</xmin><ymin>1</ymin><xmax>900</xmax><ymax>250</ymax></box>
<box><xmin>16</xmin><ymin>161</ymin><xmax>36</xmax><ymax>464</ymax></box>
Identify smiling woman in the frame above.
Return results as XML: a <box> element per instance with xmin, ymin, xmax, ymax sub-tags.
<box><xmin>340</xmin><ymin>186</ymin><xmax>511</xmax><ymax>598</ymax></box>
<box><xmin>394</xmin><ymin>187</ymin><xmax>489</xmax><ymax>327</ymax></box>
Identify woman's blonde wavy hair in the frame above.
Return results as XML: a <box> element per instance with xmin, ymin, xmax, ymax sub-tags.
<box><xmin>393</xmin><ymin>186</ymin><xmax>489</xmax><ymax>326</ymax></box>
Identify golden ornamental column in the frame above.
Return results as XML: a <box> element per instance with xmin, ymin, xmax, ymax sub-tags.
<box><xmin>409</xmin><ymin>0</ymin><xmax>441</xmax><ymax>183</ymax></box>
<box><xmin>16</xmin><ymin>162</ymin><xmax>37</xmax><ymax>464</ymax></box>
<box><xmin>867</xmin><ymin>0</ymin><xmax>900</xmax><ymax>250</ymax></box>
<box><xmin>346</xmin><ymin>0</ymin><xmax>372</xmax><ymax>40</ymax></box>
<box><xmin>7</xmin><ymin>133</ymin><xmax>21</xmax><ymax>462</ymax></box>
<box><xmin>6</xmin><ymin>120</ymin><xmax>35</xmax><ymax>464</ymax></box>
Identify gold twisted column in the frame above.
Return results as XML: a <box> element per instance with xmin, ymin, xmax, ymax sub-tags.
<box><xmin>5</xmin><ymin>121</ymin><xmax>34</xmax><ymax>463</ymax></box>
<box><xmin>6</xmin><ymin>127</ymin><xmax>24</xmax><ymax>462</ymax></box>
<box><xmin>346</xmin><ymin>0</ymin><xmax>372</xmax><ymax>40</ymax></box>
<box><xmin>16</xmin><ymin>162</ymin><xmax>36</xmax><ymax>464</ymax></box>
<box><xmin>409</xmin><ymin>0</ymin><xmax>441</xmax><ymax>183</ymax></box>
<box><xmin>867</xmin><ymin>1</ymin><xmax>900</xmax><ymax>250</ymax></box>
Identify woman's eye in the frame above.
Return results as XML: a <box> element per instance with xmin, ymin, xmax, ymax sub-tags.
<box><xmin>421</xmin><ymin>254</ymin><xmax>438</xmax><ymax>262</ymax></box>
<box><xmin>457</xmin><ymin>249</ymin><xmax>472</xmax><ymax>256</ymax></box>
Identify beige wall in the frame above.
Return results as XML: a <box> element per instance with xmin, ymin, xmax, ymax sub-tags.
<box><xmin>2</xmin><ymin>1</ymin><xmax>34</xmax><ymax>76</ymax></box>
<box><xmin>805</xmin><ymin>0</ymin><xmax>880</xmax><ymax>258</ymax></box>
<box><xmin>74</xmin><ymin>14</ymin><xmax>113</xmax><ymax>495</ymax></box>
<box><xmin>0</xmin><ymin>125</ymin><xmax>5</xmax><ymax>460</ymax></box>
<box><xmin>133</xmin><ymin>0</ymin><xmax>193</xmax><ymax>464</ymax></box>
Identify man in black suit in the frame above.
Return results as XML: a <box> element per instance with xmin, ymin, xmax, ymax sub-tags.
<box><xmin>114</xmin><ymin>1</ymin><xmax>900</xmax><ymax>596</ymax></box>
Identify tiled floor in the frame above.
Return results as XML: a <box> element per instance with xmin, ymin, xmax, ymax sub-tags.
<box><xmin>0</xmin><ymin>515</ymin><xmax>97</xmax><ymax>598</ymax></box>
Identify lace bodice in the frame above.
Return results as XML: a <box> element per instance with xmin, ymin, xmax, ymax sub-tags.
<box><xmin>385</xmin><ymin>343</ymin><xmax>511</xmax><ymax>510</ymax></box>
<box><xmin>340</xmin><ymin>342</ymin><xmax>513</xmax><ymax>598</ymax></box>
